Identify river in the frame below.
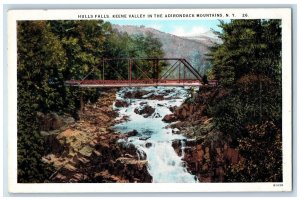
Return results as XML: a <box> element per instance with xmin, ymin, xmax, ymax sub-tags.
<box><xmin>113</xmin><ymin>86</ymin><xmax>198</xmax><ymax>183</ymax></box>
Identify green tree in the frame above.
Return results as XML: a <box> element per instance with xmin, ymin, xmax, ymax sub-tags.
<box><xmin>121</xmin><ymin>33</ymin><xmax>165</xmax><ymax>80</ymax></box>
<box><xmin>209</xmin><ymin>20</ymin><xmax>281</xmax><ymax>86</ymax></box>
<box><xmin>49</xmin><ymin>20</ymin><xmax>114</xmax><ymax>111</ymax></box>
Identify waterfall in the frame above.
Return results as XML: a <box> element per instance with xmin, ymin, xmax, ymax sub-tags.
<box><xmin>114</xmin><ymin>86</ymin><xmax>198</xmax><ymax>183</ymax></box>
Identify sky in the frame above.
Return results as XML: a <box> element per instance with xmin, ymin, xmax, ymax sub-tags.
<box><xmin>108</xmin><ymin>19</ymin><xmax>229</xmax><ymax>37</ymax></box>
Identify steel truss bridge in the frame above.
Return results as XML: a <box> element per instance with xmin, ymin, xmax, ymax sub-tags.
<box><xmin>65</xmin><ymin>58</ymin><xmax>215</xmax><ymax>88</ymax></box>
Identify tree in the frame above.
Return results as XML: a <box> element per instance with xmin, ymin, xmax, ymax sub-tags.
<box><xmin>49</xmin><ymin>20</ymin><xmax>113</xmax><ymax>111</ymax></box>
<box><xmin>209</xmin><ymin>20</ymin><xmax>281</xmax><ymax>86</ymax></box>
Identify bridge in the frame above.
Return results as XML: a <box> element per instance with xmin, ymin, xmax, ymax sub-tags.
<box><xmin>65</xmin><ymin>58</ymin><xmax>205</xmax><ymax>87</ymax></box>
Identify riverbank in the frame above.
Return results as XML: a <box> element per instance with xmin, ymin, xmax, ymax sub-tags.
<box><xmin>41</xmin><ymin>88</ymin><xmax>152</xmax><ymax>183</ymax></box>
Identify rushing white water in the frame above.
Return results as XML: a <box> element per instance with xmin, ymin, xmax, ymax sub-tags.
<box><xmin>113</xmin><ymin>86</ymin><xmax>198</xmax><ymax>183</ymax></box>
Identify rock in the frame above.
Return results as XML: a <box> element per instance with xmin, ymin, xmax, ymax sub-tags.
<box><xmin>181</xmin><ymin>108</ymin><xmax>187</xmax><ymax>118</ymax></box>
<box><xmin>99</xmin><ymin>127</ymin><xmax>107</xmax><ymax>133</ymax></box>
<box><xmin>162</xmin><ymin>114</ymin><xmax>177</xmax><ymax>123</ymax></box>
<box><xmin>170</xmin><ymin>122</ymin><xmax>184</xmax><ymax>129</ymax></box>
<box><xmin>37</xmin><ymin>112</ymin><xmax>66</xmax><ymax>131</ymax></box>
<box><xmin>139</xmin><ymin>136</ymin><xmax>150</xmax><ymax>141</ymax></box>
<box><xmin>72</xmin><ymin>173</ymin><xmax>85</xmax><ymax>181</ymax></box>
<box><xmin>171</xmin><ymin>139</ymin><xmax>184</xmax><ymax>157</ymax></box>
<box><xmin>124</xmin><ymin>90</ymin><xmax>150</xmax><ymax>99</ymax></box>
<box><xmin>134</xmin><ymin>105</ymin><xmax>155</xmax><ymax>118</ymax></box>
<box><xmin>148</xmin><ymin>94</ymin><xmax>164</xmax><ymax>100</ymax></box>
<box><xmin>92</xmin><ymin>150</ymin><xmax>101</xmax><ymax>157</ymax></box>
<box><xmin>63</xmin><ymin>163</ymin><xmax>77</xmax><ymax>172</ymax></box>
<box><xmin>140</xmin><ymin>101</ymin><xmax>147</xmax><ymax>106</ymax></box>
<box><xmin>204</xmin><ymin>147</ymin><xmax>210</xmax><ymax>161</ymax></box>
<box><xmin>145</xmin><ymin>142</ymin><xmax>152</xmax><ymax>148</ymax></box>
<box><xmin>114</xmin><ymin>115</ymin><xmax>130</xmax><ymax>124</ymax></box>
<box><xmin>182</xmin><ymin>103</ymin><xmax>190</xmax><ymax>111</ymax></box>
<box><xmin>172</xmin><ymin>128</ymin><xmax>180</xmax><ymax>134</ymax></box>
<box><xmin>127</xmin><ymin>129</ymin><xmax>138</xmax><ymax>137</ymax></box>
<box><xmin>116</xmin><ymin>157</ymin><xmax>148</xmax><ymax>169</ymax></box>
<box><xmin>174</xmin><ymin>108</ymin><xmax>181</xmax><ymax>116</ymax></box>
<box><xmin>77</xmin><ymin>156</ymin><xmax>90</xmax><ymax>164</ymax></box>
<box><xmin>169</xmin><ymin>106</ymin><xmax>177</xmax><ymax>112</ymax></box>
<box><xmin>225</xmin><ymin>147</ymin><xmax>240</xmax><ymax>164</ymax></box>
<box><xmin>55</xmin><ymin>173</ymin><xmax>67</xmax><ymax>181</ymax></box>
<box><xmin>78</xmin><ymin>145</ymin><xmax>94</xmax><ymax>157</ymax></box>
<box><xmin>64</xmin><ymin>117</ymin><xmax>75</xmax><ymax>124</ymax></box>
<box><xmin>94</xmin><ymin>170</ymin><xmax>128</xmax><ymax>183</ymax></box>
<box><xmin>196</xmin><ymin>144</ymin><xmax>204</xmax><ymax>162</ymax></box>
<box><xmin>96</xmin><ymin>114</ymin><xmax>110</xmax><ymax>123</ymax></box>
<box><xmin>124</xmin><ymin>153</ymin><xmax>134</xmax><ymax>158</ymax></box>
<box><xmin>189</xmin><ymin>105</ymin><xmax>193</xmax><ymax>114</ymax></box>
<box><xmin>115</xmin><ymin>100</ymin><xmax>129</xmax><ymax>108</ymax></box>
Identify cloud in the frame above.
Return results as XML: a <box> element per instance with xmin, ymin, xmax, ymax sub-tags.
<box><xmin>171</xmin><ymin>26</ymin><xmax>209</xmax><ymax>37</ymax></box>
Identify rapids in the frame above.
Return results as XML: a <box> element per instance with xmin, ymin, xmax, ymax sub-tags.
<box><xmin>113</xmin><ymin>86</ymin><xmax>198</xmax><ymax>183</ymax></box>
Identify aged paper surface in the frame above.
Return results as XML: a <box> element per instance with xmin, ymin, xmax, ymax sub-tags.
<box><xmin>8</xmin><ymin>8</ymin><xmax>292</xmax><ymax>192</ymax></box>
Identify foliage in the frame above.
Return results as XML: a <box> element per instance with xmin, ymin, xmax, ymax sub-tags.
<box><xmin>17</xmin><ymin>85</ymin><xmax>55</xmax><ymax>183</ymax></box>
<box><xmin>18</xmin><ymin>21</ymin><xmax>67</xmax><ymax>113</ymax></box>
<box><xmin>209</xmin><ymin>19</ymin><xmax>281</xmax><ymax>86</ymax></box>
<box><xmin>225</xmin><ymin>121</ymin><xmax>282</xmax><ymax>182</ymax></box>
<box><xmin>208</xmin><ymin>19</ymin><xmax>282</xmax><ymax>182</ymax></box>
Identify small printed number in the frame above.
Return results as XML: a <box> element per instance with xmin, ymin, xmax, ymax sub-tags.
<box><xmin>273</xmin><ymin>184</ymin><xmax>283</xmax><ymax>187</ymax></box>
<box><xmin>242</xmin><ymin>14</ymin><xmax>248</xmax><ymax>17</ymax></box>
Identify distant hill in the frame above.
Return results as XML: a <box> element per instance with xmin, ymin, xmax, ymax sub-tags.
<box><xmin>112</xmin><ymin>24</ymin><xmax>219</xmax><ymax>75</ymax></box>
<box><xmin>183</xmin><ymin>30</ymin><xmax>223</xmax><ymax>45</ymax></box>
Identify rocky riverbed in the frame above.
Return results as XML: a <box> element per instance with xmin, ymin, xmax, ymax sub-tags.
<box><xmin>40</xmin><ymin>86</ymin><xmax>242</xmax><ymax>183</ymax></box>
<box><xmin>41</xmin><ymin>89</ymin><xmax>152</xmax><ymax>183</ymax></box>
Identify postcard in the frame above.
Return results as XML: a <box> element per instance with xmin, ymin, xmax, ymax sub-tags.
<box><xmin>7</xmin><ymin>8</ymin><xmax>292</xmax><ymax>193</ymax></box>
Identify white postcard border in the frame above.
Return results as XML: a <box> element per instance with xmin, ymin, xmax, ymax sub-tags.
<box><xmin>7</xmin><ymin>8</ymin><xmax>292</xmax><ymax>193</ymax></box>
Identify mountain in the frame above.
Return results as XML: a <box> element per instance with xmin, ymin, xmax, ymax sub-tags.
<box><xmin>112</xmin><ymin>24</ymin><xmax>219</xmax><ymax>75</ymax></box>
<box><xmin>183</xmin><ymin>30</ymin><xmax>222</xmax><ymax>45</ymax></box>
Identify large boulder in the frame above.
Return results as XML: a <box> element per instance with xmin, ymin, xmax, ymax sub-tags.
<box><xmin>123</xmin><ymin>90</ymin><xmax>150</xmax><ymax>99</ymax></box>
<box><xmin>115</xmin><ymin>100</ymin><xmax>129</xmax><ymax>108</ymax></box>
<box><xmin>37</xmin><ymin>112</ymin><xmax>75</xmax><ymax>131</ymax></box>
<box><xmin>127</xmin><ymin>129</ymin><xmax>139</xmax><ymax>137</ymax></box>
<box><xmin>162</xmin><ymin>114</ymin><xmax>177</xmax><ymax>123</ymax></box>
<box><xmin>134</xmin><ymin>105</ymin><xmax>155</xmax><ymax>118</ymax></box>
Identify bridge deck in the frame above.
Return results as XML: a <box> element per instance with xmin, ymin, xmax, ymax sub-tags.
<box><xmin>65</xmin><ymin>79</ymin><xmax>202</xmax><ymax>88</ymax></box>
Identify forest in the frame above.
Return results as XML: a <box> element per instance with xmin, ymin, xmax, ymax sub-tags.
<box><xmin>17</xmin><ymin>20</ymin><xmax>165</xmax><ymax>182</ymax></box>
<box><xmin>17</xmin><ymin>19</ymin><xmax>282</xmax><ymax>183</ymax></box>
<box><xmin>207</xmin><ymin>19</ymin><xmax>282</xmax><ymax>181</ymax></box>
